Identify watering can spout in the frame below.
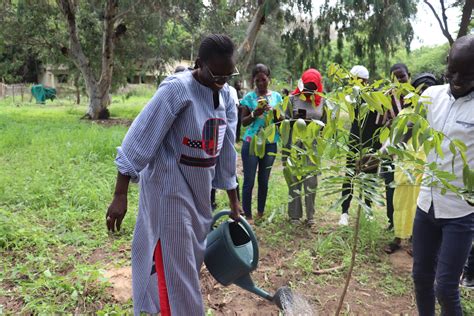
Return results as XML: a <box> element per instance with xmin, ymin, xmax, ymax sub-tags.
<box><xmin>233</xmin><ymin>274</ymin><xmax>273</xmax><ymax>301</ymax></box>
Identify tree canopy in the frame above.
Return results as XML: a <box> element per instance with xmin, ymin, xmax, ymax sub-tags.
<box><xmin>0</xmin><ymin>0</ymin><xmax>471</xmax><ymax>117</ymax></box>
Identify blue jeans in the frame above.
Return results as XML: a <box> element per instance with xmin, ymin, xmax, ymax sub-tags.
<box><xmin>241</xmin><ymin>141</ymin><xmax>277</xmax><ymax>218</ymax></box>
<box><xmin>412</xmin><ymin>205</ymin><xmax>473</xmax><ymax>316</ymax></box>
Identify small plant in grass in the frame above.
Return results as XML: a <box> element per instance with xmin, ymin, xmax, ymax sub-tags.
<box><xmin>293</xmin><ymin>249</ymin><xmax>314</xmax><ymax>277</ymax></box>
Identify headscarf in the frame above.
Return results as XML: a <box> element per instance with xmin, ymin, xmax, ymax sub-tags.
<box><xmin>411</xmin><ymin>73</ymin><xmax>438</xmax><ymax>89</ymax></box>
<box><xmin>292</xmin><ymin>68</ymin><xmax>323</xmax><ymax>106</ymax></box>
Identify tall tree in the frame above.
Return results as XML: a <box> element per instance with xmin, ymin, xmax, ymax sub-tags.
<box><xmin>56</xmin><ymin>0</ymin><xmax>124</xmax><ymax>119</ymax></box>
<box><xmin>423</xmin><ymin>0</ymin><xmax>473</xmax><ymax>46</ymax></box>
<box><xmin>284</xmin><ymin>0</ymin><xmax>416</xmax><ymax>73</ymax></box>
<box><xmin>1</xmin><ymin>0</ymin><xmax>199</xmax><ymax>119</ymax></box>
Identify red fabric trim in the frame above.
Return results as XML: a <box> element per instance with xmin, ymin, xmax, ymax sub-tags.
<box><xmin>154</xmin><ymin>240</ymin><xmax>171</xmax><ymax>316</ymax></box>
<box><xmin>182</xmin><ymin>137</ymin><xmax>189</xmax><ymax>145</ymax></box>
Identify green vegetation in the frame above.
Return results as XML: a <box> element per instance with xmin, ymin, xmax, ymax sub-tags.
<box><xmin>1</xmin><ymin>89</ymin><xmax>472</xmax><ymax>313</ymax></box>
<box><xmin>0</xmin><ymin>96</ymin><xmax>139</xmax><ymax>313</ymax></box>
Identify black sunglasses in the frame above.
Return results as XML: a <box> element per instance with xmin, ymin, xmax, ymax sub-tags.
<box><xmin>205</xmin><ymin>65</ymin><xmax>240</xmax><ymax>83</ymax></box>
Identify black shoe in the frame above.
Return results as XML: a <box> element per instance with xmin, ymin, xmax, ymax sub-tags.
<box><xmin>461</xmin><ymin>276</ymin><xmax>474</xmax><ymax>289</ymax></box>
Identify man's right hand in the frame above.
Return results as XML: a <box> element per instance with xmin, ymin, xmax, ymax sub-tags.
<box><xmin>106</xmin><ymin>193</ymin><xmax>128</xmax><ymax>232</ymax></box>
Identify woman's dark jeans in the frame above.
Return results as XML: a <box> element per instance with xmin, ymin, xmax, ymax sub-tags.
<box><xmin>412</xmin><ymin>205</ymin><xmax>473</xmax><ymax>316</ymax></box>
<box><xmin>464</xmin><ymin>245</ymin><xmax>474</xmax><ymax>278</ymax></box>
<box><xmin>241</xmin><ymin>141</ymin><xmax>277</xmax><ymax>218</ymax></box>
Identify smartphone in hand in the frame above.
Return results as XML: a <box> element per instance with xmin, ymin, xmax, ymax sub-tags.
<box><xmin>257</xmin><ymin>97</ymin><xmax>268</xmax><ymax>110</ymax></box>
<box><xmin>297</xmin><ymin>108</ymin><xmax>307</xmax><ymax>119</ymax></box>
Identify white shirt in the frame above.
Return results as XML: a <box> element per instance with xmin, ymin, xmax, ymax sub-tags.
<box><xmin>228</xmin><ymin>85</ymin><xmax>239</xmax><ymax>106</ymax></box>
<box><xmin>290</xmin><ymin>95</ymin><xmax>324</xmax><ymax>120</ymax></box>
<box><xmin>417</xmin><ymin>84</ymin><xmax>474</xmax><ymax>218</ymax></box>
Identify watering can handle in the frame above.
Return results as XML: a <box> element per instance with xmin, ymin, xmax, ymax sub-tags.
<box><xmin>211</xmin><ymin>210</ymin><xmax>259</xmax><ymax>270</ymax></box>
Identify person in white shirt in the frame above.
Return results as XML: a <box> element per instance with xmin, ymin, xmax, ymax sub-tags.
<box><xmin>412</xmin><ymin>34</ymin><xmax>474</xmax><ymax>316</ymax></box>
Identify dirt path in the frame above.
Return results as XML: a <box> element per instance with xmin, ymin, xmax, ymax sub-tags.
<box><xmin>103</xmin><ymin>243</ymin><xmax>416</xmax><ymax>315</ymax></box>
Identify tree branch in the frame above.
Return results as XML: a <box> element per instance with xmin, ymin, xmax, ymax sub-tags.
<box><xmin>440</xmin><ymin>0</ymin><xmax>450</xmax><ymax>33</ymax></box>
<box><xmin>98</xmin><ymin>0</ymin><xmax>118</xmax><ymax>94</ymax></box>
<box><xmin>235</xmin><ymin>1</ymin><xmax>267</xmax><ymax>64</ymax></box>
<box><xmin>114</xmin><ymin>0</ymin><xmax>144</xmax><ymax>22</ymax></box>
<box><xmin>423</xmin><ymin>0</ymin><xmax>454</xmax><ymax>45</ymax></box>
<box><xmin>457</xmin><ymin>0</ymin><xmax>474</xmax><ymax>39</ymax></box>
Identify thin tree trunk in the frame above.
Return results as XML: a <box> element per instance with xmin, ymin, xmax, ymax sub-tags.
<box><xmin>95</xmin><ymin>0</ymin><xmax>118</xmax><ymax>118</ymax></box>
<box><xmin>235</xmin><ymin>2</ymin><xmax>267</xmax><ymax>64</ymax></box>
<box><xmin>336</xmin><ymin>98</ymin><xmax>366</xmax><ymax>314</ymax></box>
<box><xmin>57</xmin><ymin>0</ymin><xmax>99</xmax><ymax>117</ymax></box>
<box><xmin>336</xmin><ymin>204</ymin><xmax>361</xmax><ymax>315</ymax></box>
<box><xmin>457</xmin><ymin>0</ymin><xmax>474</xmax><ymax>39</ymax></box>
<box><xmin>57</xmin><ymin>0</ymin><xmax>118</xmax><ymax>119</ymax></box>
<box><xmin>74</xmin><ymin>74</ymin><xmax>80</xmax><ymax>105</ymax></box>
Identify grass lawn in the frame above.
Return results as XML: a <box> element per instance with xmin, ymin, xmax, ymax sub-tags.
<box><xmin>0</xmin><ymin>89</ymin><xmax>472</xmax><ymax>315</ymax></box>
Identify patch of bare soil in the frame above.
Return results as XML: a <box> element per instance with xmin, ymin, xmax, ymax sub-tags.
<box><xmin>90</xmin><ymin>118</ymin><xmax>133</xmax><ymax>127</ymax></box>
<box><xmin>103</xmin><ymin>267</ymin><xmax>133</xmax><ymax>303</ymax></box>
<box><xmin>0</xmin><ymin>276</ymin><xmax>24</xmax><ymax>313</ymax></box>
<box><xmin>388</xmin><ymin>243</ymin><xmax>413</xmax><ymax>275</ymax></box>
<box><xmin>203</xmin><ymin>225</ymin><xmax>416</xmax><ymax>315</ymax></box>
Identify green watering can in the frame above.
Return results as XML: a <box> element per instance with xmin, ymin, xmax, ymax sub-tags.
<box><xmin>205</xmin><ymin>210</ymin><xmax>292</xmax><ymax>310</ymax></box>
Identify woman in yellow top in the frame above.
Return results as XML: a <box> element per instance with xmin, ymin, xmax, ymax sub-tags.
<box><xmin>385</xmin><ymin>73</ymin><xmax>438</xmax><ymax>254</ymax></box>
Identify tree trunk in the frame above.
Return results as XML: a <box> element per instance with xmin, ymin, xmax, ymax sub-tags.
<box><xmin>57</xmin><ymin>0</ymin><xmax>118</xmax><ymax>119</ymax></box>
<box><xmin>74</xmin><ymin>74</ymin><xmax>80</xmax><ymax>105</ymax></box>
<box><xmin>235</xmin><ymin>2</ymin><xmax>267</xmax><ymax>64</ymax></box>
<box><xmin>95</xmin><ymin>0</ymin><xmax>118</xmax><ymax>118</ymax></box>
<box><xmin>86</xmin><ymin>85</ymin><xmax>110</xmax><ymax>119</ymax></box>
<box><xmin>457</xmin><ymin>0</ymin><xmax>474</xmax><ymax>39</ymax></box>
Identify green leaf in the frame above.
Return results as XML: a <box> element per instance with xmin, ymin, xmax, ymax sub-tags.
<box><xmin>469</xmin><ymin>169</ymin><xmax>474</xmax><ymax>192</ymax></box>
<box><xmin>283</xmin><ymin>166</ymin><xmax>293</xmax><ymax>185</ymax></box>
<box><xmin>434</xmin><ymin>133</ymin><xmax>444</xmax><ymax>159</ymax></box>
<box><xmin>44</xmin><ymin>269</ymin><xmax>52</xmax><ymax>278</ymax></box>
<box><xmin>373</xmin><ymin>91</ymin><xmax>392</xmax><ymax>111</ymax></box>
<box><xmin>463</xmin><ymin>164</ymin><xmax>470</xmax><ymax>190</ymax></box>
<box><xmin>267</xmin><ymin>124</ymin><xmax>276</xmax><ymax>143</ymax></box>
<box><xmin>393</xmin><ymin>116</ymin><xmax>408</xmax><ymax>145</ymax></box>
<box><xmin>294</xmin><ymin>118</ymin><xmax>307</xmax><ymax>141</ymax></box>
<box><xmin>282</xmin><ymin>96</ymin><xmax>289</xmax><ymax>112</ymax></box>
<box><xmin>250</xmin><ymin>134</ymin><xmax>256</xmax><ymax>156</ymax></box>
<box><xmin>452</xmin><ymin>139</ymin><xmax>467</xmax><ymax>152</ymax></box>
<box><xmin>449</xmin><ymin>142</ymin><xmax>456</xmax><ymax>156</ymax></box>
<box><xmin>280</xmin><ymin>119</ymin><xmax>290</xmax><ymax>146</ymax></box>
<box><xmin>347</xmin><ymin>100</ymin><xmax>355</xmax><ymax>122</ymax></box>
<box><xmin>379</xmin><ymin>127</ymin><xmax>390</xmax><ymax>143</ymax></box>
<box><xmin>411</xmin><ymin>120</ymin><xmax>420</xmax><ymax>150</ymax></box>
<box><xmin>361</xmin><ymin>92</ymin><xmax>383</xmax><ymax>113</ymax></box>
<box><xmin>255</xmin><ymin>130</ymin><xmax>266</xmax><ymax>158</ymax></box>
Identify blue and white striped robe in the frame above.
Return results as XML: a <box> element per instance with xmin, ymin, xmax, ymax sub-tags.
<box><xmin>115</xmin><ymin>71</ymin><xmax>238</xmax><ymax>315</ymax></box>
